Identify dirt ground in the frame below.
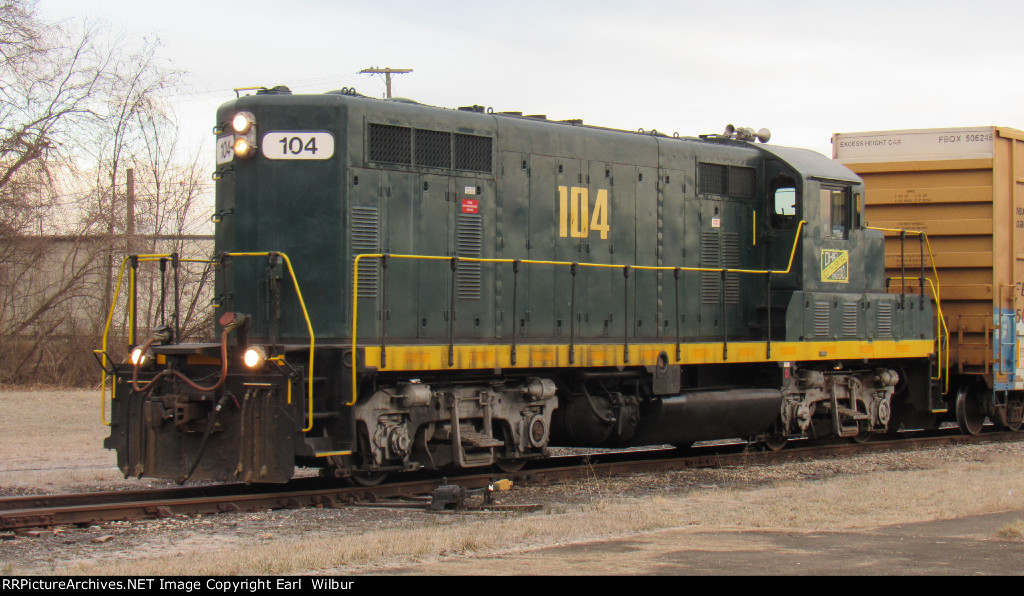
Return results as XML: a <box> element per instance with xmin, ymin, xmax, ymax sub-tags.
<box><xmin>1</xmin><ymin>388</ymin><xmax>1023</xmax><ymax>576</ymax></box>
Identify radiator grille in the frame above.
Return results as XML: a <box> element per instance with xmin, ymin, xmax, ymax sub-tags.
<box><xmin>414</xmin><ymin>129</ymin><xmax>451</xmax><ymax>169</ymax></box>
<box><xmin>368</xmin><ymin>123</ymin><xmax>412</xmax><ymax>165</ymax></box>
<box><xmin>698</xmin><ymin>162</ymin><xmax>756</xmax><ymax>198</ymax></box>
<box><xmin>698</xmin><ymin>163</ymin><xmax>728</xmax><ymax>195</ymax></box>
<box><xmin>729</xmin><ymin>166</ymin><xmax>756</xmax><ymax>198</ymax></box>
<box><xmin>368</xmin><ymin>124</ymin><xmax>491</xmax><ymax>173</ymax></box>
<box><xmin>453</xmin><ymin>133</ymin><xmax>493</xmax><ymax>173</ymax></box>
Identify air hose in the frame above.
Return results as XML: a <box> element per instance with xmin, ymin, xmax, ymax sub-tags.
<box><xmin>131</xmin><ymin>313</ymin><xmax>250</xmax><ymax>393</ymax></box>
<box><xmin>178</xmin><ymin>393</ymin><xmax>232</xmax><ymax>484</ymax></box>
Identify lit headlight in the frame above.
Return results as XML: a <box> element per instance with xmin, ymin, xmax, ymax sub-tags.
<box><xmin>233</xmin><ymin>137</ymin><xmax>256</xmax><ymax>158</ymax></box>
<box><xmin>243</xmin><ymin>346</ymin><xmax>267</xmax><ymax>369</ymax></box>
<box><xmin>231</xmin><ymin>111</ymin><xmax>255</xmax><ymax>134</ymax></box>
<box><xmin>129</xmin><ymin>346</ymin><xmax>154</xmax><ymax>369</ymax></box>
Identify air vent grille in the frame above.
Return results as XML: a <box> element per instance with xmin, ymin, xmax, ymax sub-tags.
<box><xmin>351</xmin><ymin>206</ymin><xmax>381</xmax><ymax>298</ymax></box>
<box><xmin>455</xmin><ymin>213</ymin><xmax>483</xmax><ymax>299</ymax></box>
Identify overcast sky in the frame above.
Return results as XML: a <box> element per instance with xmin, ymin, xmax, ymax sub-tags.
<box><xmin>40</xmin><ymin>0</ymin><xmax>1024</xmax><ymax>164</ymax></box>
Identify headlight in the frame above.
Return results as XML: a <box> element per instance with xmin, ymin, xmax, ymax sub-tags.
<box><xmin>129</xmin><ymin>346</ymin><xmax>154</xmax><ymax>369</ymax></box>
<box><xmin>243</xmin><ymin>346</ymin><xmax>267</xmax><ymax>368</ymax></box>
<box><xmin>231</xmin><ymin>111</ymin><xmax>255</xmax><ymax>134</ymax></box>
<box><xmin>233</xmin><ymin>136</ymin><xmax>256</xmax><ymax>158</ymax></box>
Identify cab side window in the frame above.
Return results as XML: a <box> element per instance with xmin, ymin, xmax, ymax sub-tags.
<box><xmin>821</xmin><ymin>187</ymin><xmax>850</xmax><ymax>239</ymax></box>
<box><xmin>770</xmin><ymin>176</ymin><xmax>797</xmax><ymax>229</ymax></box>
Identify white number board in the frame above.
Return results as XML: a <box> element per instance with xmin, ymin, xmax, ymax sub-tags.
<box><xmin>216</xmin><ymin>135</ymin><xmax>234</xmax><ymax>165</ymax></box>
<box><xmin>261</xmin><ymin>131</ymin><xmax>335</xmax><ymax>160</ymax></box>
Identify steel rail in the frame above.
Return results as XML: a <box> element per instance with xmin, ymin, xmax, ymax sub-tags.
<box><xmin>3</xmin><ymin>430</ymin><xmax>1021</xmax><ymax>531</ymax></box>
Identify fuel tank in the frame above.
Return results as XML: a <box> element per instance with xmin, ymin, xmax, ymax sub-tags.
<box><xmin>551</xmin><ymin>387</ymin><xmax>783</xmax><ymax>447</ymax></box>
<box><xmin>627</xmin><ymin>388</ymin><xmax>783</xmax><ymax>445</ymax></box>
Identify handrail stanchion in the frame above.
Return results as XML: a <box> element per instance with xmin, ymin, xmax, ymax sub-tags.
<box><xmin>919</xmin><ymin>233</ymin><xmax>926</xmax><ymax>309</ymax></box>
<box><xmin>569</xmin><ymin>262</ymin><xmax>578</xmax><ymax>364</ymax></box>
<box><xmin>449</xmin><ymin>256</ymin><xmax>458</xmax><ymax>368</ymax></box>
<box><xmin>380</xmin><ymin>253</ymin><xmax>389</xmax><ymax>369</ymax></box>
<box><xmin>721</xmin><ymin>268</ymin><xmax>728</xmax><ymax>361</ymax></box>
<box><xmin>172</xmin><ymin>253</ymin><xmax>180</xmax><ymax>343</ymax></box>
<box><xmin>766</xmin><ymin>270</ymin><xmax>773</xmax><ymax>359</ymax></box>
<box><xmin>622</xmin><ymin>265</ymin><xmax>630</xmax><ymax>364</ymax></box>
<box><xmin>900</xmin><ymin>230</ymin><xmax>906</xmax><ymax>308</ymax></box>
<box><xmin>129</xmin><ymin>255</ymin><xmax>139</xmax><ymax>348</ymax></box>
<box><xmin>674</xmin><ymin>268</ymin><xmax>681</xmax><ymax>362</ymax></box>
<box><xmin>511</xmin><ymin>260</ymin><xmax>519</xmax><ymax>366</ymax></box>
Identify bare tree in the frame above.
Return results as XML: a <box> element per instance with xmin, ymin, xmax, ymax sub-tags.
<box><xmin>0</xmin><ymin>0</ymin><xmax>212</xmax><ymax>385</ymax></box>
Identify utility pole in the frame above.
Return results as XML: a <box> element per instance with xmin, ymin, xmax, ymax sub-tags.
<box><xmin>126</xmin><ymin>168</ymin><xmax>135</xmax><ymax>237</ymax></box>
<box><xmin>359</xmin><ymin>67</ymin><xmax>413</xmax><ymax>99</ymax></box>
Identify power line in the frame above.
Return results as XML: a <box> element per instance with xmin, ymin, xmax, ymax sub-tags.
<box><xmin>356</xmin><ymin>67</ymin><xmax>411</xmax><ymax>98</ymax></box>
<box><xmin>163</xmin><ymin>72</ymin><xmax>368</xmax><ymax>102</ymax></box>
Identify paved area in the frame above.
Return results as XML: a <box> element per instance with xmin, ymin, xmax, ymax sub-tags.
<box><xmin>375</xmin><ymin>510</ymin><xmax>1024</xmax><ymax>575</ymax></box>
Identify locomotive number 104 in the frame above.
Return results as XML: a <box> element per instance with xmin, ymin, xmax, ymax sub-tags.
<box><xmin>559</xmin><ymin>186</ymin><xmax>610</xmax><ymax>240</ymax></box>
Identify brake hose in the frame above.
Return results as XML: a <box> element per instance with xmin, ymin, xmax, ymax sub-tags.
<box><xmin>132</xmin><ymin>327</ymin><xmax>232</xmax><ymax>393</ymax></box>
<box><xmin>178</xmin><ymin>393</ymin><xmax>232</xmax><ymax>484</ymax></box>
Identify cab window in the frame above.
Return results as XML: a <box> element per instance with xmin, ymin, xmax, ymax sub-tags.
<box><xmin>821</xmin><ymin>187</ymin><xmax>850</xmax><ymax>238</ymax></box>
<box><xmin>770</xmin><ymin>176</ymin><xmax>797</xmax><ymax>229</ymax></box>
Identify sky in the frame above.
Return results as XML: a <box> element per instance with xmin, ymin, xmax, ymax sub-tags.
<box><xmin>39</xmin><ymin>0</ymin><xmax>1024</xmax><ymax>170</ymax></box>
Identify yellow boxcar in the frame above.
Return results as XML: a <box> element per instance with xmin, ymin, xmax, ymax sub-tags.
<box><xmin>834</xmin><ymin>126</ymin><xmax>1024</xmax><ymax>395</ymax></box>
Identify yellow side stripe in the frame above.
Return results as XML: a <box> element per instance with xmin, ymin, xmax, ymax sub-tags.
<box><xmin>359</xmin><ymin>339</ymin><xmax>935</xmax><ymax>371</ymax></box>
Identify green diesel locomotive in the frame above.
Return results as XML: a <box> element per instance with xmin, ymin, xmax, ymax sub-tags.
<box><xmin>100</xmin><ymin>87</ymin><xmax>939</xmax><ymax>484</ymax></box>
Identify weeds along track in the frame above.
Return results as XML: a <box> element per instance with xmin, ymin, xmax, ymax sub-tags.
<box><xmin>3</xmin><ymin>430</ymin><xmax>1022</xmax><ymax>531</ymax></box>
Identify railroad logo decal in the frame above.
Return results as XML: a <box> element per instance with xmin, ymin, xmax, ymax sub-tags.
<box><xmin>558</xmin><ymin>186</ymin><xmax>610</xmax><ymax>240</ymax></box>
<box><xmin>820</xmin><ymin>249</ymin><xmax>850</xmax><ymax>283</ymax></box>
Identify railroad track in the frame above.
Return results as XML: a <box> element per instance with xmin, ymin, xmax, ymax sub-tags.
<box><xmin>2</xmin><ymin>429</ymin><xmax>1021</xmax><ymax>531</ymax></box>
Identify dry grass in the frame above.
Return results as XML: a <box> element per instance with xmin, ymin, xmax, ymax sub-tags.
<box><xmin>65</xmin><ymin>503</ymin><xmax>665</xmax><ymax>575</ymax></box>
<box><xmin>0</xmin><ymin>389</ymin><xmax>138</xmax><ymax>492</ymax></box>
<box><xmin>63</xmin><ymin>451</ymin><xmax>1024</xmax><ymax>575</ymax></box>
<box><xmin>995</xmin><ymin>519</ymin><xmax>1024</xmax><ymax>540</ymax></box>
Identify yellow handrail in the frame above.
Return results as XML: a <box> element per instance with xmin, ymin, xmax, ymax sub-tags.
<box><xmin>888</xmin><ymin>276</ymin><xmax>950</xmax><ymax>394</ymax></box>
<box><xmin>349</xmin><ymin>221</ymin><xmax>807</xmax><ymax>405</ymax></box>
<box><xmin>98</xmin><ymin>251</ymin><xmax>317</xmax><ymax>433</ymax></box>
<box><xmin>98</xmin><ymin>254</ymin><xmax>212</xmax><ymax>425</ymax></box>
<box><xmin>97</xmin><ymin>257</ymin><xmax>131</xmax><ymax>426</ymax></box>
<box><xmin>868</xmin><ymin>227</ymin><xmax>949</xmax><ymax>394</ymax></box>
<box><xmin>225</xmin><ymin>252</ymin><xmax>316</xmax><ymax>432</ymax></box>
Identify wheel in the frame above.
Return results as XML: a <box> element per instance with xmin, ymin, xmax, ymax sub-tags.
<box><xmin>762</xmin><ymin>435</ymin><xmax>788</xmax><ymax>451</ymax></box>
<box><xmin>495</xmin><ymin>459</ymin><xmax>527</xmax><ymax>473</ymax></box>
<box><xmin>493</xmin><ymin>424</ymin><xmax>528</xmax><ymax>473</ymax></box>
<box><xmin>851</xmin><ymin>430</ymin><xmax>872</xmax><ymax>444</ymax></box>
<box><xmin>993</xmin><ymin>411</ymin><xmax>1022</xmax><ymax>432</ymax></box>
<box><xmin>993</xmin><ymin>394</ymin><xmax>1023</xmax><ymax>432</ymax></box>
<box><xmin>351</xmin><ymin>471</ymin><xmax>389</xmax><ymax>486</ymax></box>
<box><xmin>955</xmin><ymin>382</ymin><xmax>986</xmax><ymax>436</ymax></box>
